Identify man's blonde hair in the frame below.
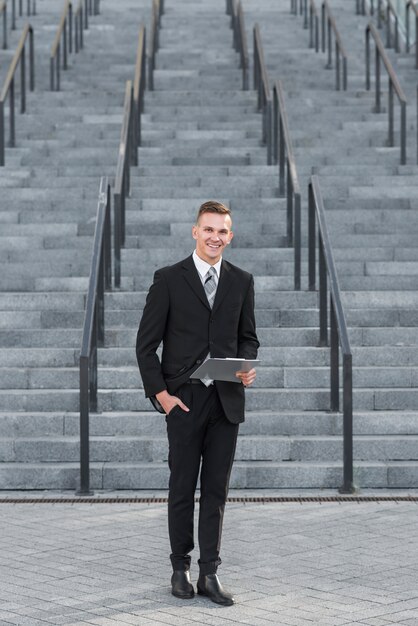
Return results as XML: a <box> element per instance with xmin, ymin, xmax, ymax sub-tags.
<box><xmin>196</xmin><ymin>200</ymin><xmax>231</xmax><ymax>224</ymax></box>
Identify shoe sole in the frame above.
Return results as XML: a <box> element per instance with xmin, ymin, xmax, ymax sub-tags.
<box><xmin>171</xmin><ymin>590</ymin><xmax>194</xmax><ymax>599</ymax></box>
<box><xmin>197</xmin><ymin>587</ymin><xmax>234</xmax><ymax>606</ymax></box>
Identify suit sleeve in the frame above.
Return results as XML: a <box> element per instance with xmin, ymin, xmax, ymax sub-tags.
<box><xmin>136</xmin><ymin>270</ymin><xmax>169</xmax><ymax>398</ymax></box>
<box><xmin>237</xmin><ymin>275</ymin><xmax>260</xmax><ymax>359</ymax></box>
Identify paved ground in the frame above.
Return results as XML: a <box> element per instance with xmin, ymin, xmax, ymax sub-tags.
<box><xmin>1</xmin><ymin>491</ymin><xmax>418</xmax><ymax>625</ymax></box>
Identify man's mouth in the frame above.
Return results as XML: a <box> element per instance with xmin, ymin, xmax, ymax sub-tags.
<box><xmin>207</xmin><ymin>243</ymin><xmax>221</xmax><ymax>249</ymax></box>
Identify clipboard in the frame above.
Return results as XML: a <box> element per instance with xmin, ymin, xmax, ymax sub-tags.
<box><xmin>190</xmin><ymin>358</ymin><xmax>259</xmax><ymax>384</ymax></box>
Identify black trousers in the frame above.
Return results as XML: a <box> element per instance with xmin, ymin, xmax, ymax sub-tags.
<box><xmin>166</xmin><ymin>381</ymin><xmax>239</xmax><ymax>575</ymax></box>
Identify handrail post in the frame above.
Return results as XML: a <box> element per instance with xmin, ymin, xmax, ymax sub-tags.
<box><xmin>114</xmin><ymin>193</ymin><xmax>121</xmax><ymax>288</ymax></box>
<box><xmin>287</xmin><ymin>165</ymin><xmax>293</xmax><ymax>246</ymax></box>
<box><xmin>20</xmin><ymin>39</ymin><xmax>25</xmax><ymax>113</ymax></box>
<box><xmin>78</xmin><ymin>355</ymin><xmax>91</xmax><ymax>494</ymax></box>
<box><xmin>266</xmin><ymin>99</ymin><xmax>272</xmax><ymax>166</ymax></box>
<box><xmin>318</xmin><ymin>237</ymin><xmax>328</xmax><ymax>346</ymax></box>
<box><xmin>294</xmin><ymin>192</ymin><xmax>301</xmax><ymax>291</ymax></box>
<box><xmin>400</xmin><ymin>101</ymin><xmax>406</xmax><ymax>165</ymax></box>
<box><xmin>303</xmin><ymin>0</ymin><xmax>308</xmax><ymax>28</ymax></box>
<box><xmin>406</xmin><ymin>3</ymin><xmax>410</xmax><ymax>53</ymax></box>
<box><xmin>279</xmin><ymin>110</ymin><xmax>285</xmax><ymax>195</ymax></box>
<box><xmin>0</xmin><ymin>100</ymin><xmax>4</xmax><ymax>166</ymax></box>
<box><xmin>375</xmin><ymin>44</ymin><xmax>380</xmax><ymax>113</ymax></box>
<box><xmin>308</xmin><ymin>181</ymin><xmax>316</xmax><ymax>291</ymax></box>
<box><xmin>2</xmin><ymin>4</ymin><xmax>7</xmax><ymax>50</ymax></box>
<box><xmin>416</xmin><ymin>14</ymin><xmax>418</xmax><ymax>69</ymax></box>
<box><xmin>388</xmin><ymin>80</ymin><xmax>394</xmax><ymax>146</ymax></box>
<box><xmin>386</xmin><ymin>3</ymin><xmax>391</xmax><ymax>48</ymax></box>
<box><xmin>29</xmin><ymin>26</ymin><xmax>34</xmax><ymax>90</ymax></box>
<box><xmin>9</xmin><ymin>77</ymin><xmax>15</xmax><ymax>147</ymax></box>
<box><xmin>326</xmin><ymin>15</ymin><xmax>332</xmax><ymax>69</ymax></box>
<box><xmin>321</xmin><ymin>2</ymin><xmax>325</xmax><ymax>52</ymax></box>
<box><xmin>340</xmin><ymin>352</ymin><xmax>354</xmax><ymax>493</ymax></box>
<box><xmin>365</xmin><ymin>26</ymin><xmax>370</xmax><ymax>90</ymax></box>
<box><xmin>330</xmin><ymin>298</ymin><xmax>339</xmax><ymax>411</ymax></box>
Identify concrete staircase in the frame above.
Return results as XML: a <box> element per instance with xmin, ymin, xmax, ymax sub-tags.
<box><xmin>243</xmin><ymin>0</ymin><xmax>418</xmax><ymax>487</ymax></box>
<box><xmin>1</xmin><ymin>0</ymin><xmax>418</xmax><ymax>490</ymax></box>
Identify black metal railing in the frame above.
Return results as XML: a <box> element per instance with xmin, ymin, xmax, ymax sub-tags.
<box><xmin>50</xmin><ymin>0</ymin><xmax>87</xmax><ymax>91</ymax></box>
<box><xmin>384</xmin><ymin>0</ymin><xmax>400</xmax><ymax>52</ymax></box>
<box><xmin>0</xmin><ymin>24</ymin><xmax>34</xmax><ymax>166</ymax></box>
<box><xmin>229</xmin><ymin>0</ymin><xmax>249</xmax><ymax>90</ymax></box>
<box><xmin>321</xmin><ymin>0</ymin><xmax>347</xmax><ymax>90</ymax></box>
<box><xmin>272</xmin><ymin>80</ymin><xmax>301</xmax><ymax>291</ymax></box>
<box><xmin>254</xmin><ymin>23</ymin><xmax>272</xmax><ymax>164</ymax></box>
<box><xmin>308</xmin><ymin>175</ymin><xmax>354</xmax><ymax>494</ymax></box>
<box><xmin>365</xmin><ymin>0</ymin><xmax>383</xmax><ymax>28</ymax></box>
<box><xmin>148</xmin><ymin>0</ymin><xmax>164</xmax><ymax>91</ymax></box>
<box><xmin>11</xmin><ymin>0</ymin><xmax>36</xmax><ymax>30</ymax></box>
<box><xmin>114</xmin><ymin>80</ymin><xmax>136</xmax><ymax>288</ymax></box>
<box><xmin>406</xmin><ymin>1</ymin><xmax>418</xmax><ymax>68</ymax></box>
<box><xmin>309</xmin><ymin>0</ymin><xmax>319</xmax><ymax>52</ymax></box>
<box><xmin>79</xmin><ymin>177</ymin><xmax>111</xmax><ymax>495</ymax></box>
<box><xmin>291</xmin><ymin>0</ymin><xmax>309</xmax><ymax>29</ymax></box>
<box><xmin>365</xmin><ymin>22</ymin><xmax>407</xmax><ymax>164</ymax></box>
<box><xmin>133</xmin><ymin>24</ymin><xmax>146</xmax><ymax>149</ymax></box>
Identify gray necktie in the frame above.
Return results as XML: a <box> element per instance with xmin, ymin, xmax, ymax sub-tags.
<box><xmin>204</xmin><ymin>266</ymin><xmax>217</xmax><ymax>309</ymax></box>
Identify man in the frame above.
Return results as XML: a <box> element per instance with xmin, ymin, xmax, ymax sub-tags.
<box><xmin>136</xmin><ymin>200</ymin><xmax>259</xmax><ymax>606</ymax></box>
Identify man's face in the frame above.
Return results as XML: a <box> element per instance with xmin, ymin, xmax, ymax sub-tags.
<box><xmin>192</xmin><ymin>212</ymin><xmax>234</xmax><ymax>265</ymax></box>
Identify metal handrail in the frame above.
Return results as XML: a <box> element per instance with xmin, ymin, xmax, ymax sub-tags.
<box><xmin>406</xmin><ymin>1</ymin><xmax>418</xmax><ymax>67</ymax></box>
<box><xmin>230</xmin><ymin>0</ymin><xmax>249</xmax><ymax>90</ymax></box>
<box><xmin>79</xmin><ymin>177</ymin><xmax>111</xmax><ymax>495</ymax></box>
<box><xmin>365</xmin><ymin>22</ymin><xmax>407</xmax><ymax>164</ymax></box>
<box><xmin>50</xmin><ymin>0</ymin><xmax>87</xmax><ymax>91</ymax></box>
<box><xmin>309</xmin><ymin>0</ymin><xmax>319</xmax><ymax>52</ymax></box>
<box><xmin>148</xmin><ymin>0</ymin><xmax>164</xmax><ymax>91</ymax></box>
<box><xmin>114</xmin><ymin>80</ymin><xmax>136</xmax><ymax>288</ymax></box>
<box><xmin>321</xmin><ymin>0</ymin><xmax>347</xmax><ymax>91</ymax></box>
<box><xmin>253</xmin><ymin>23</ymin><xmax>272</xmax><ymax>164</ymax></box>
<box><xmin>308</xmin><ymin>175</ymin><xmax>354</xmax><ymax>494</ymax></box>
<box><xmin>133</xmin><ymin>24</ymin><xmax>146</xmax><ymax>148</ymax></box>
<box><xmin>272</xmin><ymin>80</ymin><xmax>301</xmax><ymax>290</ymax></box>
<box><xmin>0</xmin><ymin>24</ymin><xmax>34</xmax><ymax>166</ymax></box>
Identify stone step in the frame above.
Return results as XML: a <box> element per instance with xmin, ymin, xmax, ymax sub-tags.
<box><xmin>0</xmin><ymin>365</ymin><xmax>415</xmax><ymax>391</ymax></box>
<box><xmin>0</xmin><ymin>460</ymin><xmax>416</xmax><ymax>489</ymax></box>
<box><xmin>3</xmin><ymin>433</ymin><xmax>418</xmax><ymax>464</ymax></box>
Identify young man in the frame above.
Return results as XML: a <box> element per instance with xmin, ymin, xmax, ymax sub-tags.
<box><xmin>136</xmin><ymin>200</ymin><xmax>259</xmax><ymax>606</ymax></box>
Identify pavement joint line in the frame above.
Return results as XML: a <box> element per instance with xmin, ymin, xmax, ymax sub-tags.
<box><xmin>0</xmin><ymin>495</ymin><xmax>418</xmax><ymax>504</ymax></box>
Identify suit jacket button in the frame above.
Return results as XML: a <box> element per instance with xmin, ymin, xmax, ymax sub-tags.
<box><xmin>196</xmin><ymin>360</ymin><xmax>202</xmax><ymax>364</ymax></box>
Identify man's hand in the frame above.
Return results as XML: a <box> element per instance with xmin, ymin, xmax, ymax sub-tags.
<box><xmin>156</xmin><ymin>389</ymin><xmax>190</xmax><ymax>415</ymax></box>
<box><xmin>235</xmin><ymin>367</ymin><xmax>256</xmax><ymax>387</ymax></box>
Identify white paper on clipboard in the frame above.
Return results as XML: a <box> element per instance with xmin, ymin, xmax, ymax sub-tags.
<box><xmin>190</xmin><ymin>358</ymin><xmax>259</xmax><ymax>383</ymax></box>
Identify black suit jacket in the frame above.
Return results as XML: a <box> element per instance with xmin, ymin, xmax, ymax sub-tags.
<box><xmin>136</xmin><ymin>254</ymin><xmax>259</xmax><ymax>424</ymax></box>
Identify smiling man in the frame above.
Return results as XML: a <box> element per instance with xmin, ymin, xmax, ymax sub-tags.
<box><xmin>136</xmin><ymin>200</ymin><xmax>259</xmax><ymax>606</ymax></box>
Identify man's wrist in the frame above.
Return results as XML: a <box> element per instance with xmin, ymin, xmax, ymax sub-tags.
<box><xmin>156</xmin><ymin>389</ymin><xmax>169</xmax><ymax>402</ymax></box>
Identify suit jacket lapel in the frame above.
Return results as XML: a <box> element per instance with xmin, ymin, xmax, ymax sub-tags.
<box><xmin>212</xmin><ymin>260</ymin><xmax>233</xmax><ymax>313</ymax></box>
<box><xmin>182</xmin><ymin>255</ymin><xmax>211</xmax><ymax>310</ymax></box>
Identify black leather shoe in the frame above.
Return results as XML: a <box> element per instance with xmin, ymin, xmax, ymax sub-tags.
<box><xmin>171</xmin><ymin>570</ymin><xmax>194</xmax><ymax>599</ymax></box>
<box><xmin>197</xmin><ymin>573</ymin><xmax>234</xmax><ymax>606</ymax></box>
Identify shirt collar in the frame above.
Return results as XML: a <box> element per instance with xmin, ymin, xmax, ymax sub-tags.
<box><xmin>192</xmin><ymin>250</ymin><xmax>222</xmax><ymax>280</ymax></box>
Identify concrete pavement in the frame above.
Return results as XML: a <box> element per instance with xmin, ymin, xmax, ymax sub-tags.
<box><xmin>0</xmin><ymin>491</ymin><xmax>418</xmax><ymax>625</ymax></box>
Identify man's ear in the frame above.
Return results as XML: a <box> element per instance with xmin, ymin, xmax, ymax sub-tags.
<box><xmin>192</xmin><ymin>225</ymin><xmax>198</xmax><ymax>240</ymax></box>
<box><xmin>227</xmin><ymin>231</ymin><xmax>234</xmax><ymax>244</ymax></box>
